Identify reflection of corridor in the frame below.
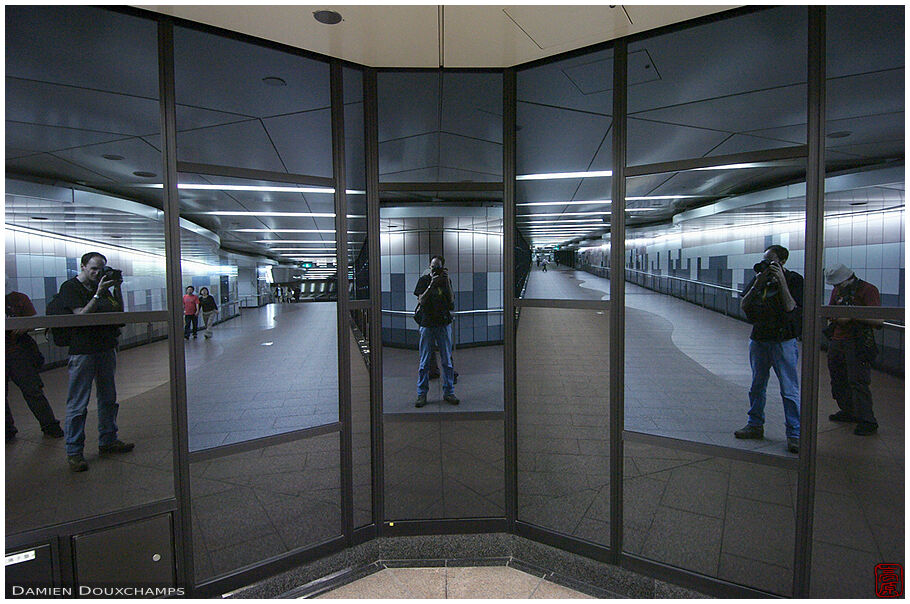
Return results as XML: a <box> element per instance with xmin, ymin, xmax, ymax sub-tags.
<box><xmin>184</xmin><ymin>303</ymin><xmax>339</xmax><ymax>450</ymax></box>
<box><xmin>516</xmin><ymin>264</ymin><xmax>903</xmax><ymax>596</ymax></box>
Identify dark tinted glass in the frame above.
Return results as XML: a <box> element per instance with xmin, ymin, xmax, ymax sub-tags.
<box><xmin>516</xmin><ymin>306</ymin><xmax>610</xmax><ymax>544</ymax></box>
<box><xmin>191</xmin><ymin>433</ymin><xmax>341</xmax><ymax>581</ymax></box>
<box><xmin>173</xmin><ymin>26</ymin><xmax>332</xmax><ymax>177</ymax></box>
<box><xmin>627</xmin><ymin>6</ymin><xmax>808</xmax><ymax>166</ymax></box>
<box><xmin>516</xmin><ymin>48</ymin><xmax>612</xmax><ymax>299</ymax></box>
<box><xmin>378</xmin><ymin>72</ymin><xmax>503</xmax><ymax>182</ymax></box>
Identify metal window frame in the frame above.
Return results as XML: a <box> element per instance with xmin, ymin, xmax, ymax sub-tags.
<box><xmin>8</xmin><ymin>5</ymin><xmax>902</xmax><ymax>600</ymax></box>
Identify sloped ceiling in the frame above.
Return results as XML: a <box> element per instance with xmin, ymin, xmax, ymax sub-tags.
<box><xmin>135</xmin><ymin>4</ymin><xmax>738</xmax><ymax>68</ymax></box>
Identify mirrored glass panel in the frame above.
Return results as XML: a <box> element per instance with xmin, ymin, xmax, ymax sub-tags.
<box><xmin>623</xmin><ymin>440</ymin><xmax>796</xmax><ymax>595</ymax></box>
<box><xmin>812</xmin><ymin>7</ymin><xmax>905</xmax><ymax>597</ymax></box>
<box><xmin>381</xmin><ymin>203</ymin><xmax>504</xmax><ymax>519</ymax></box>
<box><xmin>516</xmin><ymin>306</ymin><xmax>610</xmax><ymax>544</ymax></box>
<box><xmin>627</xmin><ymin>6</ymin><xmax>807</xmax><ymax>167</ymax></box>
<box><xmin>377</xmin><ymin>72</ymin><xmax>503</xmax><ymax>182</ymax></box>
<box><xmin>173</xmin><ymin>26</ymin><xmax>332</xmax><ymax>177</ymax></box>
<box><xmin>177</xmin><ymin>172</ymin><xmax>339</xmax><ymax>451</ymax></box>
<box><xmin>350</xmin><ymin>308</ymin><xmax>372</xmax><ymax>528</ymax></box>
<box><xmin>516</xmin><ymin>48</ymin><xmax>612</xmax><ymax>299</ymax></box>
<box><xmin>345</xmin><ymin>67</ymin><xmax>369</xmax><ymax>301</ymax></box>
<box><xmin>6</xmin><ymin>6</ymin><xmax>163</xmax><ymax>207</ymax></box>
<box><xmin>624</xmin><ymin>165</ymin><xmax>807</xmax><ymax>456</ymax></box>
<box><xmin>6</xmin><ymin>321</ymin><xmax>174</xmax><ymax>534</ymax></box>
<box><xmin>191</xmin><ymin>433</ymin><xmax>341</xmax><ymax>582</ymax></box>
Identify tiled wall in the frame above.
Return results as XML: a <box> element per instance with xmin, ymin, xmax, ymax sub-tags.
<box><xmin>380</xmin><ymin>216</ymin><xmax>504</xmax><ymax>348</ymax></box>
<box><xmin>5</xmin><ymin>227</ymin><xmax>239</xmax><ymax>365</ymax></box>
<box><xmin>579</xmin><ymin>206</ymin><xmax>905</xmax><ymax>307</ymax></box>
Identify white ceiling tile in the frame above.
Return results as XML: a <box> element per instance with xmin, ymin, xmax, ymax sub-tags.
<box><xmin>502</xmin><ymin>5</ymin><xmax>631</xmax><ymax>50</ymax></box>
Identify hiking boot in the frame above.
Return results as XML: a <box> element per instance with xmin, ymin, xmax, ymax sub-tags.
<box><xmin>829</xmin><ymin>410</ymin><xmax>857</xmax><ymax>423</ymax></box>
<box><xmin>444</xmin><ymin>394</ymin><xmax>460</xmax><ymax>405</ymax></box>
<box><xmin>67</xmin><ymin>454</ymin><xmax>88</xmax><ymax>472</ymax></box>
<box><xmin>415</xmin><ymin>394</ymin><xmax>428</xmax><ymax>408</ymax></box>
<box><xmin>43</xmin><ymin>423</ymin><xmax>64</xmax><ymax>438</ymax></box>
<box><xmin>787</xmin><ymin>437</ymin><xmax>800</xmax><ymax>454</ymax></box>
<box><xmin>98</xmin><ymin>440</ymin><xmax>135</xmax><ymax>455</ymax></box>
<box><xmin>734</xmin><ymin>424</ymin><xmax>764</xmax><ymax>439</ymax></box>
<box><xmin>854</xmin><ymin>422</ymin><xmax>878</xmax><ymax>436</ymax></box>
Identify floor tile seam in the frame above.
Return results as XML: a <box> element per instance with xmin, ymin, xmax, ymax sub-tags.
<box><xmin>720</xmin><ymin>550</ymin><xmax>794</xmax><ymax>572</ymax></box>
<box><xmin>810</xmin><ymin>534</ymin><xmax>884</xmax><ymax>556</ymax></box>
<box><xmin>716</xmin><ymin>462</ymin><xmax>733</xmax><ymax>578</ymax></box>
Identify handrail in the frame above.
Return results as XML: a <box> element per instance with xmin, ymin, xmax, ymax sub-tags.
<box><xmin>381</xmin><ymin>309</ymin><xmax>503</xmax><ymax>316</ymax></box>
<box><xmin>623</xmin><ymin>267</ymin><xmax>742</xmax><ymax>295</ymax></box>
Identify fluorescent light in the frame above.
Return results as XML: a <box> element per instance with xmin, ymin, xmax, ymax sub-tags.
<box><xmin>523</xmin><ymin>211</ymin><xmax>610</xmax><ymax>217</ymax></box>
<box><xmin>235</xmin><ymin>229</ymin><xmax>336</xmax><ymax>233</ymax></box>
<box><xmin>181</xmin><ymin>184</ymin><xmax>334</xmax><ymax>194</ymax></box>
<box><xmin>205</xmin><ymin>211</ymin><xmax>334</xmax><ymax>217</ymax></box>
<box><xmin>517</xmin><ymin>170</ymin><xmax>612</xmax><ymax>181</ymax></box>
<box><xmin>517</xmin><ymin>200</ymin><xmax>611</xmax><ymax>207</ymax></box>
<box><xmin>256</xmin><ymin>239</ymin><xmax>341</xmax><ymax>243</ymax></box>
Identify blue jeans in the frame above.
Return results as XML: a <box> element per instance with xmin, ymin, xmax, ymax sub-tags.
<box><xmin>417</xmin><ymin>325</ymin><xmax>454</xmax><ymax>397</ymax></box>
<box><xmin>748</xmin><ymin>338</ymin><xmax>801</xmax><ymax>438</ymax></box>
<box><xmin>64</xmin><ymin>349</ymin><xmax>118</xmax><ymax>456</ymax></box>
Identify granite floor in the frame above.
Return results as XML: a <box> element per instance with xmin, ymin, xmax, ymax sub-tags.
<box><xmin>314</xmin><ymin>565</ymin><xmax>594</xmax><ymax>599</ymax></box>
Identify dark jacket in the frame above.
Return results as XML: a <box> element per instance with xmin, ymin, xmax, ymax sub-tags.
<box><xmin>413</xmin><ymin>273</ymin><xmax>454</xmax><ymax>327</ymax></box>
<box><xmin>57</xmin><ymin>277</ymin><xmax>122</xmax><ymax>355</ymax></box>
<box><xmin>741</xmin><ymin>269</ymin><xmax>804</xmax><ymax>342</ymax></box>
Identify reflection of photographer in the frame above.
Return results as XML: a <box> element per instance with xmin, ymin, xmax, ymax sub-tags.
<box><xmin>824</xmin><ymin>263</ymin><xmax>882</xmax><ymax>436</ymax></box>
<box><xmin>413</xmin><ymin>256</ymin><xmax>458</xmax><ymax>408</ymax></box>
<box><xmin>735</xmin><ymin>245</ymin><xmax>804</xmax><ymax>454</ymax></box>
<box><xmin>56</xmin><ymin>252</ymin><xmax>133</xmax><ymax>472</ymax></box>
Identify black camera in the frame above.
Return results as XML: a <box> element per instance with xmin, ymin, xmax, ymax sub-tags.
<box><xmin>753</xmin><ymin>259</ymin><xmax>778</xmax><ymax>274</ymax></box>
<box><xmin>431</xmin><ymin>266</ymin><xmax>444</xmax><ymax>277</ymax></box>
<box><xmin>102</xmin><ymin>266</ymin><xmax>123</xmax><ymax>284</ymax></box>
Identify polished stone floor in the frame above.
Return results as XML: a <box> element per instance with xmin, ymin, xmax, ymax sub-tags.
<box><xmin>315</xmin><ymin>565</ymin><xmax>594</xmax><ymax>599</ymax></box>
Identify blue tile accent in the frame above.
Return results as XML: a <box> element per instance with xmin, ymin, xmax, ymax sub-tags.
<box><xmin>44</xmin><ymin>276</ymin><xmax>57</xmax><ymax>300</ymax></box>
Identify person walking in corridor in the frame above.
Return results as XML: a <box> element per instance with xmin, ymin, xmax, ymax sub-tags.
<box><xmin>183</xmin><ymin>285</ymin><xmax>200</xmax><ymax>339</ymax></box>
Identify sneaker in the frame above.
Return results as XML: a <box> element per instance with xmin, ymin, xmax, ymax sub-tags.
<box><xmin>67</xmin><ymin>454</ymin><xmax>88</xmax><ymax>472</ymax></box>
<box><xmin>734</xmin><ymin>424</ymin><xmax>764</xmax><ymax>439</ymax></box>
<box><xmin>829</xmin><ymin>410</ymin><xmax>857</xmax><ymax>423</ymax></box>
<box><xmin>415</xmin><ymin>394</ymin><xmax>428</xmax><ymax>408</ymax></box>
<box><xmin>444</xmin><ymin>394</ymin><xmax>459</xmax><ymax>405</ymax></box>
<box><xmin>854</xmin><ymin>422</ymin><xmax>878</xmax><ymax>436</ymax></box>
<box><xmin>98</xmin><ymin>439</ymin><xmax>135</xmax><ymax>455</ymax></box>
<box><xmin>787</xmin><ymin>437</ymin><xmax>800</xmax><ymax>454</ymax></box>
<box><xmin>42</xmin><ymin>423</ymin><xmax>64</xmax><ymax>438</ymax></box>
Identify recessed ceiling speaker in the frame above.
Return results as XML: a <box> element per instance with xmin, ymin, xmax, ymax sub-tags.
<box><xmin>102</xmin><ymin>154</ymin><xmax>124</xmax><ymax>161</ymax></box>
<box><xmin>262</xmin><ymin>76</ymin><xmax>287</xmax><ymax>87</ymax></box>
<box><xmin>313</xmin><ymin>10</ymin><xmax>342</xmax><ymax>25</ymax></box>
<box><xmin>133</xmin><ymin>171</ymin><xmax>156</xmax><ymax>178</ymax></box>
<box><xmin>827</xmin><ymin>131</ymin><xmax>852</xmax><ymax>138</ymax></box>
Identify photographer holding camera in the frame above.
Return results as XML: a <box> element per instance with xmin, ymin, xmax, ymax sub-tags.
<box><xmin>413</xmin><ymin>255</ymin><xmax>458</xmax><ymax>408</ymax></box>
<box><xmin>735</xmin><ymin>244</ymin><xmax>804</xmax><ymax>454</ymax></box>
<box><xmin>56</xmin><ymin>252</ymin><xmax>133</xmax><ymax>472</ymax></box>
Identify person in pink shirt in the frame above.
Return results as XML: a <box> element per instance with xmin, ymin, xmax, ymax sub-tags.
<box><xmin>183</xmin><ymin>286</ymin><xmax>200</xmax><ymax>339</ymax></box>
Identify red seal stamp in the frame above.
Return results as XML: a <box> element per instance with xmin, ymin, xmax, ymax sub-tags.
<box><xmin>875</xmin><ymin>563</ymin><xmax>903</xmax><ymax>597</ymax></box>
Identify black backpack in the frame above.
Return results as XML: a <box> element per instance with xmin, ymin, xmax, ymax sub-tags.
<box><xmin>45</xmin><ymin>293</ymin><xmax>72</xmax><ymax>347</ymax></box>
